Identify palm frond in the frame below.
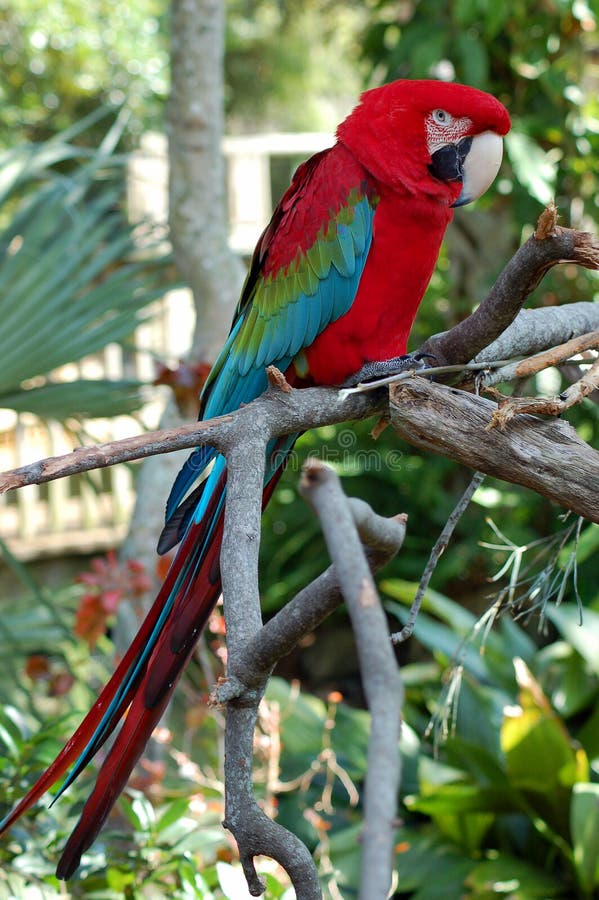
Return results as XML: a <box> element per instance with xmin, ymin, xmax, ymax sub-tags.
<box><xmin>0</xmin><ymin>111</ymin><xmax>171</xmax><ymax>421</ymax></box>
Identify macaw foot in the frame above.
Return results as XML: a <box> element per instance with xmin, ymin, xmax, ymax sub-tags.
<box><xmin>346</xmin><ymin>352</ymin><xmax>436</xmax><ymax>386</ymax></box>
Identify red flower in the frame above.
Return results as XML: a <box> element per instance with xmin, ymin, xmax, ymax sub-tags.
<box><xmin>74</xmin><ymin>551</ymin><xmax>152</xmax><ymax>648</ymax></box>
<box><xmin>154</xmin><ymin>360</ymin><xmax>212</xmax><ymax>417</ymax></box>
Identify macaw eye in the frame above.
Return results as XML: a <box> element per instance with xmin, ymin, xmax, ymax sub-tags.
<box><xmin>432</xmin><ymin>109</ymin><xmax>452</xmax><ymax>127</ymax></box>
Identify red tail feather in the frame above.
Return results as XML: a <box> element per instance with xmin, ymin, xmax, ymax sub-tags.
<box><xmin>55</xmin><ymin>668</ymin><xmax>181</xmax><ymax>879</ymax></box>
<box><xmin>56</xmin><ymin>517</ymin><xmax>229</xmax><ymax>876</ymax></box>
<box><xmin>0</xmin><ymin>515</ymin><xmax>214</xmax><ymax>840</ymax></box>
<box><xmin>0</xmin><ymin>452</ymin><xmax>289</xmax><ymax>880</ymax></box>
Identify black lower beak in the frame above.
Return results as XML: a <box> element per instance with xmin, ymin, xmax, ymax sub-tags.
<box><xmin>428</xmin><ymin>136</ymin><xmax>473</xmax><ymax>184</ymax></box>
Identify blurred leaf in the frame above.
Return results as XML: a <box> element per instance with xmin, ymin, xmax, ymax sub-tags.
<box><xmin>388</xmin><ymin>825</ymin><xmax>473</xmax><ymax>897</ymax></box>
<box><xmin>119</xmin><ymin>790</ymin><xmax>155</xmax><ymax>834</ymax></box>
<box><xmin>0</xmin><ymin>536</ymin><xmax>48</xmax><ymax>607</ymax></box>
<box><xmin>546</xmin><ymin>605</ymin><xmax>599</xmax><ymax>676</ymax></box>
<box><xmin>454</xmin><ymin>32</ymin><xmax>489</xmax><ymax>87</ymax></box>
<box><xmin>0</xmin><ymin>107</ymin><xmax>114</xmax><ymax>205</ymax></box>
<box><xmin>155</xmin><ymin>797</ymin><xmax>191</xmax><ymax>835</ymax></box>
<box><xmin>324</xmin><ymin>823</ymin><xmax>363</xmax><ymax>892</ymax></box>
<box><xmin>0</xmin><ymin>707</ymin><xmax>22</xmax><ymax>757</ymax></box>
<box><xmin>558</xmin><ymin>523</ymin><xmax>599</xmax><ymax>568</ymax></box>
<box><xmin>501</xmin><ymin>662</ymin><xmax>589</xmax><ymax>834</ymax></box>
<box><xmin>535</xmin><ymin>641</ymin><xmax>598</xmax><ymax>718</ymax></box>
<box><xmin>386</xmin><ymin>595</ymin><xmax>491</xmax><ymax>682</ymax></box>
<box><xmin>216</xmin><ymin>861</ymin><xmax>253</xmax><ymax>899</ymax></box>
<box><xmin>0</xmin><ymin>378</ymin><xmax>147</xmax><ymax>419</ymax></box>
<box><xmin>408</xmin><ymin>782</ymin><xmax>517</xmax><ymax>817</ymax></box>
<box><xmin>106</xmin><ymin>867</ymin><xmax>135</xmax><ymax>891</ymax></box>
<box><xmin>505</xmin><ymin>132</ymin><xmax>557</xmax><ymax>205</ymax></box>
<box><xmin>578</xmin><ymin>703</ymin><xmax>599</xmax><ymax>762</ymax></box>
<box><xmin>570</xmin><ymin>783</ymin><xmax>599</xmax><ymax>893</ymax></box>
<box><xmin>266</xmin><ymin>678</ymin><xmax>328</xmax><ymax>778</ymax></box>
<box><xmin>465</xmin><ymin>854</ymin><xmax>566</xmax><ymax>896</ymax></box>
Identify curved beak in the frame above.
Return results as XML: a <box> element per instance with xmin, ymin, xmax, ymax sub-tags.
<box><xmin>451</xmin><ymin>131</ymin><xmax>504</xmax><ymax>207</ymax></box>
<box><xmin>428</xmin><ymin>131</ymin><xmax>504</xmax><ymax>208</ymax></box>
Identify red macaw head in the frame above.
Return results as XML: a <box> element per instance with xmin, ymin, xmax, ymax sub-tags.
<box><xmin>337</xmin><ymin>79</ymin><xmax>511</xmax><ymax>208</ymax></box>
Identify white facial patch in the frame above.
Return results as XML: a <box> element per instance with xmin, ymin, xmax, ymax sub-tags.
<box><xmin>425</xmin><ymin>112</ymin><xmax>473</xmax><ymax>155</ymax></box>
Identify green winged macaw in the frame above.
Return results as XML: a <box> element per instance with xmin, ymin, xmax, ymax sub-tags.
<box><xmin>0</xmin><ymin>79</ymin><xmax>510</xmax><ymax>877</ymax></box>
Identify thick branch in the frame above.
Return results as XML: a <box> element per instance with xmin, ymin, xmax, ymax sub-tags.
<box><xmin>1</xmin><ymin>302</ymin><xmax>596</xmax><ymax>498</ymax></box>
<box><xmin>0</xmin><ymin>389</ymin><xmax>383</xmax><ymax>493</ymax></box>
<box><xmin>218</xmin><ymin>422</ymin><xmax>322</xmax><ymax>898</ymax></box>
<box><xmin>475</xmin><ymin>304</ymin><xmax>599</xmax><ymax>365</ymax></box>
<box><xmin>389</xmin><ymin>377</ymin><xmax>599</xmax><ymax>523</ymax></box>
<box><xmin>2</xmin><ymin>301</ymin><xmax>598</xmax><ymax>525</ymax></box>
<box><xmin>299</xmin><ymin>461</ymin><xmax>402</xmax><ymax>900</ymax></box>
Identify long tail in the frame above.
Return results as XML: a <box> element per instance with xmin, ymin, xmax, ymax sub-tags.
<box><xmin>0</xmin><ymin>446</ymin><xmax>288</xmax><ymax>879</ymax></box>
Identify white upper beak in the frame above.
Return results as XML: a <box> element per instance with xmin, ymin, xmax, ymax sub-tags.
<box><xmin>453</xmin><ymin>130</ymin><xmax>504</xmax><ymax>207</ymax></box>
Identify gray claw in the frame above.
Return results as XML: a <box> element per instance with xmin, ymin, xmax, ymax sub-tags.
<box><xmin>346</xmin><ymin>352</ymin><xmax>435</xmax><ymax>386</ymax></box>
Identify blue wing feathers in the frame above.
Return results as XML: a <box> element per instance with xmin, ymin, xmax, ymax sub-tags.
<box><xmin>165</xmin><ymin>446</ymin><xmax>217</xmax><ymax>522</ymax></box>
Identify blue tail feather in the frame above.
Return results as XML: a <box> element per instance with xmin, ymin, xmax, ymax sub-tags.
<box><xmin>55</xmin><ymin>466</ymin><xmax>228</xmax><ymax>801</ymax></box>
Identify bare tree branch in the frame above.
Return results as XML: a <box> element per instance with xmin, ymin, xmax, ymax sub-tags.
<box><xmin>0</xmin><ymin>312</ymin><xmax>599</xmax><ymax>493</ymax></box>
<box><xmin>1</xmin><ymin>310</ymin><xmax>598</xmax><ymax>527</ymax></box>
<box><xmin>299</xmin><ymin>461</ymin><xmax>403</xmax><ymax>900</ymax></box>
<box><xmin>214</xmin><ymin>491</ymin><xmax>406</xmax><ymax>899</ymax></box>
<box><xmin>392</xmin><ymin>471</ymin><xmax>486</xmax><ymax>644</ymax></box>
<box><xmin>486</xmin><ymin>357</ymin><xmax>599</xmax><ymax>427</ymax></box>
<box><xmin>0</xmin><ymin>417</ymin><xmax>233</xmax><ymax>492</ymax></box>
<box><xmin>211</xmin><ymin>409</ymin><xmax>321</xmax><ymax>898</ymax></box>
<box><xmin>477</xmin><ymin>312</ymin><xmax>599</xmax><ymax>366</ymax></box>
<box><xmin>468</xmin><ymin>327</ymin><xmax>599</xmax><ymax>392</ymax></box>
<box><xmin>512</xmin><ymin>333</ymin><xmax>598</xmax><ymax>378</ymax></box>
<box><xmin>421</xmin><ymin>209</ymin><xmax>599</xmax><ymax>366</ymax></box>
<box><xmin>236</xmin><ymin>499</ymin><xmax>406</xmax><ymax>677</ymax></box>
<box><xmin>0</xmin><ymin>383</ymin><xmax>384</xmax><ymax>493</ymax></box>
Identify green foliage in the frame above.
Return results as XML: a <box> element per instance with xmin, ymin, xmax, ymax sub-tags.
<box><xmin>225</xmin><ymin>0</ymin><xmax>367</xmax><ymax>130</ymax></box>
<box><xmin>0</xmin><ymin>111</ymin><xmax>169</xmax><ymax>420</ymax></box>
<box><xmin>0</xmin><ymin>0</ymin><xmax>169</xmax><ymax>147</ymax></box>
<box><xmin>2</xmin><ymin>557</ymin><xmax>599</xmax><ymax>897</ymax></box>
<box><xmin>374</xmin><ymin>583</ymin><xmax>599</xmax><ymax>898</ymax></box>
<box><xmin>0</xmin><ymin>0</ymin><xmax>366</xmax><ymax>148</ymax></box>
<box><xmin>362</xmin><ymin>0</ymin><xmax>599</xmax><ymax>223</ymax></box>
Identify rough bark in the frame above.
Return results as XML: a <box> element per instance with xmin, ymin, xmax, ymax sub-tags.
<box><xmin>120</xmin><ymin>0</ymin><xmax>244</xmax><ymax>603</ymax></box>
<box><xmin>168</xmin><ymin>0</ymin><xmax>244</xmax><ymax>361</ymax></box>
<box><xmin>3</xmin><ymin>361</ymin><xmax>598</xmax><ymax>524</ymax></box>
<box><xmin>388</xmin><ymin>377</ymin><xmax>599</xmax><ymax>523</ymax></box>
